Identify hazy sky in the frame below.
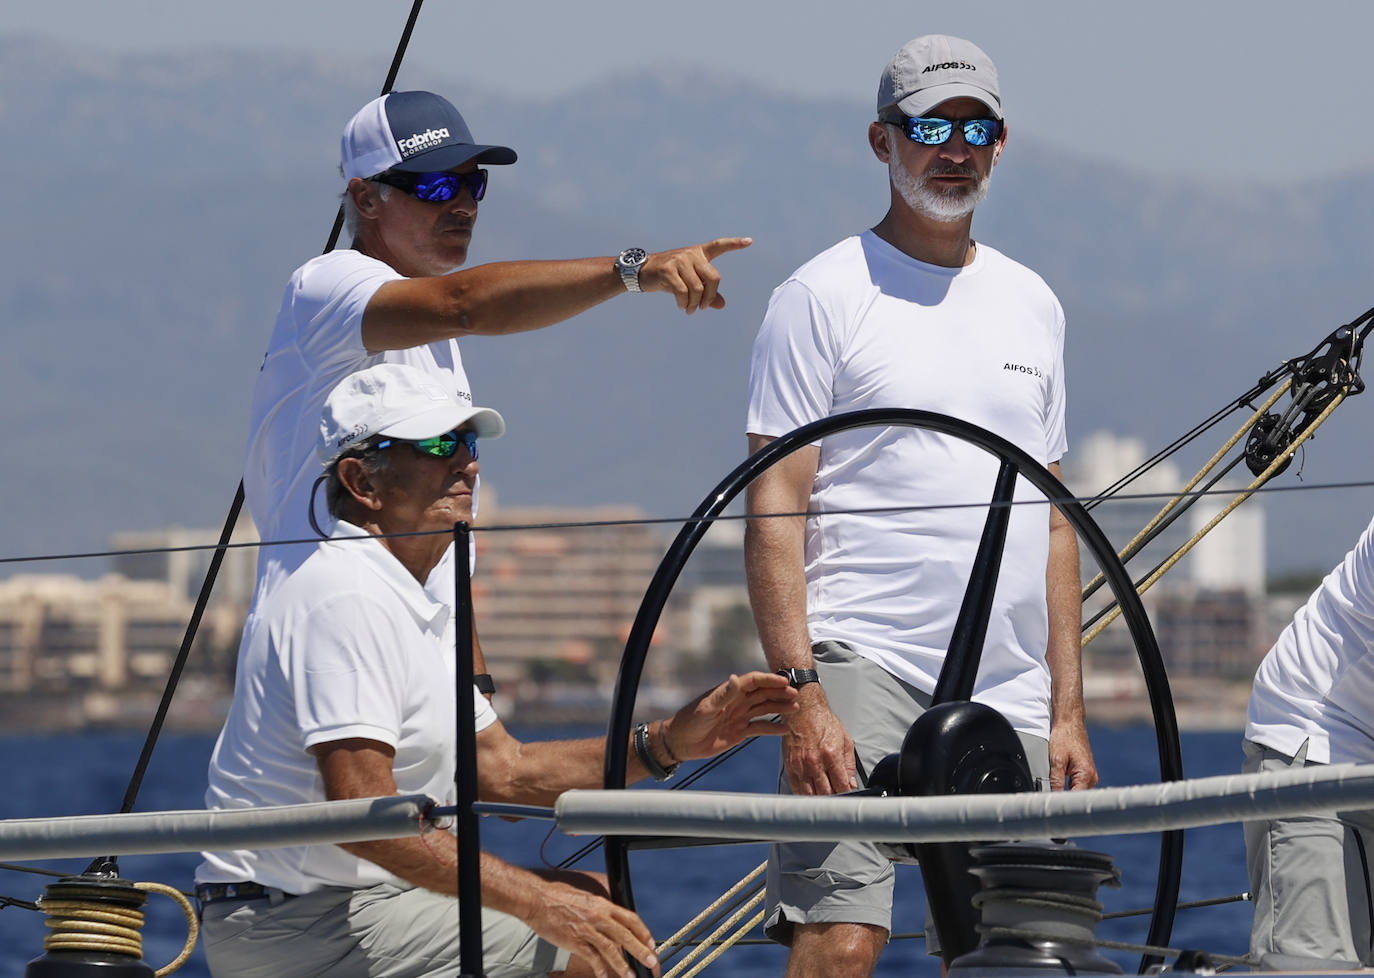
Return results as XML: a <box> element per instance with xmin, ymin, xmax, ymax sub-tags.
<box><xmin>10</xmin><ymin>0</ymin><xmax>1374</xmax><ymax>182</ymax></box>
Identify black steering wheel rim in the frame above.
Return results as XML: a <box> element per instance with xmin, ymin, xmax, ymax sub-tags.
<box><xmin>602</xmin><ymin>408</ymin><xmax>1183</xmax><ymax>974</ymax></box>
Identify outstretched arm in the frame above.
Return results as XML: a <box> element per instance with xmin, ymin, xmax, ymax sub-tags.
<box><xmin>476</xmin><ymin>671</ymin><xmax>797</xmax><ymax>807</ymax></box>
<box><xmin>1045</xmin><ymin>461</ymin><xmax>1096</xmax><ymax>790</ymax></box>
<box><xmin>744</xmin><ymin>434</ymin><xmax>857</xmax><ymax>797</ymax></box>
<box><xmin>362</xmin><ymin>237</ymin><xmax>753</xmax><ymax>351</ymax></box>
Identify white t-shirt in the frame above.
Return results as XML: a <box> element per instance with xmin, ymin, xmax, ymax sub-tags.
<box><xmin>243</xmin><ymin>249</ymin><xmax>476</xmax><ymax>608</ymax></box>
<box><xmin>1246</xmin><ymin>514</ymin><xmax>1374</xmax><ymax>765</ymax></box>
<box><xmin>197</xmin><ymin>521</ymin><xmax>497</xmax><ymax>893</ymax></box>
<box><xmin>746</xmin><ymin>232</ymin><xmax>1068</xmax><ymax>738</ymax></box>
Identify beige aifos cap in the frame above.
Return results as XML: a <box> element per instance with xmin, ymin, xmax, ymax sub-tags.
<box><xmin>877</xmin><ymin>34</ymin><xmax>1002</xmax><ymax>121</ymax></box>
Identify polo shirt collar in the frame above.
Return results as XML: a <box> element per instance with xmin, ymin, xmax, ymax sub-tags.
<box><xmin>324</xmin><ymin>521</ymin><xmax>450</xmax><ymax>634</ymax></box>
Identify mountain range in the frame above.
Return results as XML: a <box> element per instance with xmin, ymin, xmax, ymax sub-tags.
<box><xmin>3</xmin><ymin>34</ymin><xmax>1371</xmax><ymax>580</ymax></box>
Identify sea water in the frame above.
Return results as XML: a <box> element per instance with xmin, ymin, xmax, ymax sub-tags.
<box><xmin>0</xmin><ymin>727</ymin><xmax>1253</xmax><ymax>976</ymax></box>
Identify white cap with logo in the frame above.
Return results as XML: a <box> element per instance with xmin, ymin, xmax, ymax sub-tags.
<box><xmin>317</xmin><ymin>363</ymin><xmax>505</xmax><ymax>465</ymax></box>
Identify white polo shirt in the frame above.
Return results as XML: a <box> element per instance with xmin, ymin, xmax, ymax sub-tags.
<box><xmin>243</xmin><ymin>249</ymin><xmax>476</xmax><ymax>608</ymax></box>
<box><xmin>197</xmin><ymin>521</ymin><xmax>496</xmax><ymax>893</ymax></box>
<box><xmin>746</xmin><ymin>232</ymin><xmax>1068</xmax><ymax>738</ymax></box>
<box><xmin>1246</xmin><ymin>514</ymin><xmax>1374</xmax><ymax>765</ymax></box>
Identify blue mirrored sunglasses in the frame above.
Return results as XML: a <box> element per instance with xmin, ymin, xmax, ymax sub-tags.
<box><xmin>898</xmin><ymin>116</ymin><xmax>1003</xmax><ymax>147</ymax></box>
<box><xmin>371</xmin><ymin>169</ymin><xmax>488</xmax><ymax>203</ymax></box>
<box><xmin>373</xmin><ymin>428</ymin><xmax>478</xmax><ymax>460</ymax></box>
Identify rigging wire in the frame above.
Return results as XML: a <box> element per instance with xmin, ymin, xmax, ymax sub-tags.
<box><xmin>1079</xmin><ymin>384</ymin><xmax>1285</xmax><ymax>603</ymax></box>
<box><xmin>1083</xmin><ymin>388</ymin><xmax>1351</xmax><ymax>648</ymax></box>
<box><xmin>1081</xmin><ymin>457</ymin><xmax>1246</xmax><ymax>627</ymax></box>
<box><xmin>1086</xmin><ymin>376</ymin><xmax>1287</xmax><ymax>508</ymax></box>
<box><xmin>6</xmin><ymin>476</ymin><xmax>1374</xmax><ymax>571</ymax></box>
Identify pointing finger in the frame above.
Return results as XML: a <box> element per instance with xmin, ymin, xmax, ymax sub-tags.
<box><xmin>700</xmin><ymin>236</ymin><xmax>753</xmax><ymax>260</ymax></box>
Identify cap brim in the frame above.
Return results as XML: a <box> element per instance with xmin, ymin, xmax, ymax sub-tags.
<box><xmin>895</xmin><ymin>84</ymin><xmax>1003</xmax><ymax>121</ymax></box>
<box><xmin>382</xmin><ymin>405</ymin><xmax>506</xmax><ymax>441</ymax></box>
<box><xmin>392</xmin><ymin>143</ymin><xmax>518</xmax><ymax>172</ymax></box>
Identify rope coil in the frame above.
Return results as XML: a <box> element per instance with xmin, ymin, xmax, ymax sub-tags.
<box><xmin>36</xmin><ymin>879</ymin><xmax>197</xmax><ymax>976</ymax></box>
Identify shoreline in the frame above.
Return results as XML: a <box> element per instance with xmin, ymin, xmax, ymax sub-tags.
<box><xmin>0</xmin><ymin>681</ymin><xmax>1251</xmax><ymax>735</ymax></box>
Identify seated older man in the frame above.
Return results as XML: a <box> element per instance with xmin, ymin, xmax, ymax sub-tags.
<box><xmin>197</xmin><ymin>363</ymin><xmax>796</xmax><ymax>978</ymax></box>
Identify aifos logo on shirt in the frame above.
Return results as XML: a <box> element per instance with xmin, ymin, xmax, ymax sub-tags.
<box><xmin>396</xmin><ymin>127</ymin><xmax>451</xmax><ymax>158</ymax></box>
<box><xmin>1003</xmin><ymin>362</ymin><xmax>1042</xmax><ymax>379</ymax></box>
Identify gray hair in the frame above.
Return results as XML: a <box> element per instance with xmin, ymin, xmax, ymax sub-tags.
<box><xmin>339</xmin><ymin>179</ymin><xmax>392</xmax><ymax>241</ymax></box>
<box><xmin>325</xmin><ymin>448</ymin><xmax>392</xmax><ymax>520</ymax></box>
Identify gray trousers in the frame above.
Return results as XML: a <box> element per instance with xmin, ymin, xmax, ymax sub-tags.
<box><xmin>200</xmin><ymin>881</ymin><xmax>569</xmax><ymax>978</ymax></box>
<box><xmin>1243</xmin><ymin>739</ymin><xmax>1374</xmax><ymax>967</ymax></box>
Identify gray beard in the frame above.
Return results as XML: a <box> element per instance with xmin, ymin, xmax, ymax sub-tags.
<box><xmin>889</xmin><ymin>153</ymin><xmax>990</xmax><ymax>222</ymax></box>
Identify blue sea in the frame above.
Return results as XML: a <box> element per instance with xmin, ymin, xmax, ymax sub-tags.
<box><xmin>0</xmin><ymin>726</ymin><xmax>1253</xmax><ymax>976</ymax></box>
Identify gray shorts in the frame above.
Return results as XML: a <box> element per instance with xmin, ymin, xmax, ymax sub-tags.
<box><xmin>1243</xmin><ymin>739</ymin><xmax>1374</xmax><ymax>967</ymax></box>
<box><xmin>765</xmin><ymin>641</ymin><xmax>1050</xmax><ymax>952</ymax></box>
<box><xmin>201</xmin><ymin>881</ymin><xmax>571</xmax><ymax>978</ymax></box>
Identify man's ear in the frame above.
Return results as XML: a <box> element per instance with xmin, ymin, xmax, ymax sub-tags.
<box><xmin>868</xmin><ymin>121</ymin><xmax>894</xmax><ymax>164</ymax></box>
<box><xmin>336</xmin><ymin>456</ymin><xmax>385</xmax><ymax>512</ymax></box>
<box><xmin>348</xmin><ymin>177</ymin><xmax>384</xmax><ymax>218</ymax></box>
<box><xmin>993</xmin><ymin>123</ymin><xmax>1009</xmax><ymax>166</ymax></box>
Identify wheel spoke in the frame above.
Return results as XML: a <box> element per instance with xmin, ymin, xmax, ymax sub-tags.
<box><xmin>932</xmin><ymin>458</ymin><xmax>1019</xmax><ymax>706</ymax></box>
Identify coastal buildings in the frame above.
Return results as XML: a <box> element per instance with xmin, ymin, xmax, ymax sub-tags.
<box><xmin>0</xmin><ymin>439</ymin><xmax>1294</xmax><ymax>728</ymax></box>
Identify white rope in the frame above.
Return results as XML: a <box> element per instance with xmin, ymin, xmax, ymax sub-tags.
<box><xmin>556</xmin><ymin>764</ymin><xmax>1374</xmax><ymax>843</ymax></box>
<box><xmin>0</xmin><ymin>795</ymin><xmax>435</xmax><ymax>861</ymax></box>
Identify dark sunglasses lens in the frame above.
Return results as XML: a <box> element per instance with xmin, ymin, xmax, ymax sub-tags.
<box><xmin>412</xmin><ymin>175</ymin><xmax>456</xmax><ymax>202</ymax></box>
<box><xmin>908</xmin><ymin>118</ymin><xmax>953</xmax><ymax>144</ymax></box>
<box><xmin>468</xmin><ymin>170</ymin><xmax>488</xmax><ymax>202</ymax></box>
<box><xmin>413</xmin><ymin>170</ymin><xmax>488</xmax><ymax>203</ymax></box>
<box><xmin>964</xmin><ymin>120</ymin><xmax>1000</xmax><ymax>146</ymax></box>
<box><xmin>409</xmin><ymin>432</ymin><xmax>455</xmax><ymax>457</ymax></box>
<box><xmin>414</xmin><ymin>430</ymin><xmax>478</xmax><ymax>460</ymax></box>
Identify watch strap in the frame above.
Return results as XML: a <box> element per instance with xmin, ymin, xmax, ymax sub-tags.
<box><xmin>777</xmin><ymin>667</ymin><xmax>820</xmax><ymax>689</ymax></box>
<box><xmin>616</xmin><ymin>247</ymin><xmax>647</xmax><ymax>293</ymax></box>
<box><xmin>473</xmin><ymin>673</ymin><xmax>496</xmax><ymax>696</ymax></box>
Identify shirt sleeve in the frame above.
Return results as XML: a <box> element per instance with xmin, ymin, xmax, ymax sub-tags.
<box><xmin>292</xmin><ymin>252</ymin><xmax>403</xmax><ymax>373</ymax></box>
<box><xmin>289</xmin><ymin>595</ymin><xmax>416</xmax><ymax>749</ymax></box>
<box><xmin>1044</xmin><ymin>296</ymin><xmax>1069</xmax><ymax>463</ymax></box>
<box><xmin>472</xmin><ymin>685</ymin><xmax>497</xmax><ymax>732</ymax></box>
<box><xmin>745</xmin><ymin>278</ymin><xmax>839</xmax><ymax>438</ymax></box>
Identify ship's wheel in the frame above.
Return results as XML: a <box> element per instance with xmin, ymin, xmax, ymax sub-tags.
<box><xmin>601</xmin><ymin>408</ymin><xmax>1183</xmax><ymax>975</ymax></box>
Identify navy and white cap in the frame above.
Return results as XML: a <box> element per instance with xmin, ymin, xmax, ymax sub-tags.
<box><xmin>318</xmin><ymin>364</ymin><xmax>506</xmax><ymax>465</ymax></box>
<box><xmin>877</xmin><ymin>35</ymin><xmax>1002</xmax><ymax>121</ymax></box>
<box><xmin>341</xmin><ymin>91</ymin><xmax>518</xmax><ymax>182</ymax></box>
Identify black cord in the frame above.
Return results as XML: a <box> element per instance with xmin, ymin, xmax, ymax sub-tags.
<box><xmin>308</xmin><ymin>474</ymin><xmax>331</xmax><ymax>540</ymax></box>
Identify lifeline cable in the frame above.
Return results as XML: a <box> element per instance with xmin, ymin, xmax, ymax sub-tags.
<box><xmin>80</xmin><ymin>0</ymin><xmax>429</xmax><ymax>879</ymax></box>
<box><xmin>8</xmin><ymin>475</ymin><xmax>1374</xmax><ymax>572</ymax></box>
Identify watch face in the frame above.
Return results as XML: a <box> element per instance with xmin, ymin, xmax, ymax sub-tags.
<box><xmin>619</xmin><ymin>247</ymin><xmax>648</xmax><ymax>267</ymax></box>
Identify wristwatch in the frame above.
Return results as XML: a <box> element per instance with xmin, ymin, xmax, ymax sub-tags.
<box><xmin>615</xmin><ymin>247</ymin><xmax>648</xmax><ymax>293</ymax></box>
<box><xmin>776</xmin><ymin>667</ymin><xmax>820</xmax><ymax>689</ymax></box>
